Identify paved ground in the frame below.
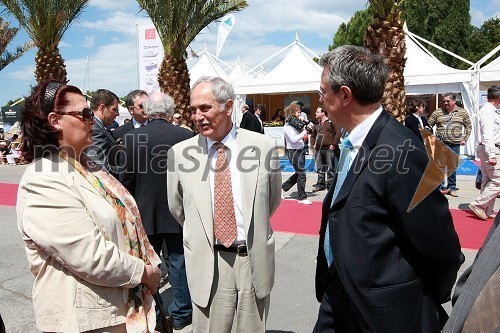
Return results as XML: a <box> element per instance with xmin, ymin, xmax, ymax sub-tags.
<box><xmin>0</xmin><ymin>164</ymin><xmax>490</xmax><ymax>332</ymax></box>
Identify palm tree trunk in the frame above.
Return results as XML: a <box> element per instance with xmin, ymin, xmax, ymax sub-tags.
<box><xmin>35</xmin><ymin>45</ymin><xmax>68</xmax><ymax>84</ymax></box>
<box><xmin>365</xmin><ymin>1</ymin><xmax>406</xmax><ymax>122</ymax></box>
<box><xmin>158</xmin><ymin>55</ymin><xmax>192</xmax><ymax>128</ymax></box>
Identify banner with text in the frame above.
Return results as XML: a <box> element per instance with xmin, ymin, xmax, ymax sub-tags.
<box><xmin>137</xmin><ymin>24</ymin><xmax>164</xmax><ymax>95</ymax></box>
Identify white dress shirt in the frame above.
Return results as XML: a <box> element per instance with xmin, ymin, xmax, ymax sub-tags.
<box><xmin>132</xmin><ymin>118</ymin><xmax>148</xmax><ymax>128</ymax></box>
<box><xmin>206</xmin><ymin>124</ymin><xmax>245</xmax><ymax>244</ymax></box>
<box><xmin>344</xmin><ymin>105</ymin><xmax>383</xmax><ymax>168</ymax></box>
<box><xmin>478</xmin><ymin>101</ymin><xmax>500</xmax><ymax>159</ymax></box>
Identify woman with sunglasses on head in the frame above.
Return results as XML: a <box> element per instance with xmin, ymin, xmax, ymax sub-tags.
<box><xmin>16</xmin><ymin>81</ymin><xmax>162</xmax><ymax>333</ymax></box>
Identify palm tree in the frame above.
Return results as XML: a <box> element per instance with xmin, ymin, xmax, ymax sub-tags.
<box><xmin>0</xmin><ymin>16</ymin><xmax>33</xmax><ymax>71</ymax></box>
<box><xmin>1</xmin><ymin>0</ymin><xmax>88</xmax><ymax>84</ymax></box>
<box><xmin>136</xmin><ymin>0</ymin><xmax>248</xmax><ymax>128</ymax></box>
<box><xmin>364</xmin><ymin>0</ymin><xmax>406</xmax><ymax>122</ymax></box>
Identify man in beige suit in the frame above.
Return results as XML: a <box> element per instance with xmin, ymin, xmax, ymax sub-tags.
<box><xmin>167</xmin><ymin>76</ymin><xmax>281</xmax><ymax>332</ymax></box>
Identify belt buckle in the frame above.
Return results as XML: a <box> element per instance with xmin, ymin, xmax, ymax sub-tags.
<box><xmin>237</xmin><ymin>244</ymin><xmax>247</xmax><ymax>257</ymax></box>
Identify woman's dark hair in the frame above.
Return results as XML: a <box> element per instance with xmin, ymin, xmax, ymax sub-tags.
<box><xmin>21</xmin><ymin>81</ymin><xmax>83</xmax><ymax>162</ymax></box>
<box><xmin>407</xmin><ymin>99</ymin><xmax>426</xmax><ymax>115</ymax></box>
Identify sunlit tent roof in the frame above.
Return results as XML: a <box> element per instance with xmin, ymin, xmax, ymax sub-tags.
<box><xmin>404</xmin><ymin>29</ymin><xmax>474</xmax><ymax>95</ymax></box>
<box><xmin>227</xmin><ymin>58</ymin><xmax>253</xmax><ymax>86</ymax></box>
<box><xmin>188</xmin><ymin>48</ymin><xmax>229</xmax><ymax>86</ymax></box>
<box><xmin>479</xmin><ymin>54</ymin><xmax>500</xmax><ymax>88</ymax></box>
<box><xmin>234</xmin><ymin>34</ymin><xmax>322</xmax><ymax>95</ymax></box>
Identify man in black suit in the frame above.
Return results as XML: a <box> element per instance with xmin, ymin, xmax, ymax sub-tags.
<box><xmin>314</xmin><ymin>45</ymin><xmax>464</xmax><ymax>332</ymax></box>
<box><xmin>113</xmin><ymin>89</ymin><xmax>149</xmax><ymax>140</ymax></box>
<box><xmin>86</xmin><ymin>89</ymin><xmax>120</xmax><ymax>176</ymax></box>
<box><xmin>405</xmin><ymin>99</ymin><xmax>432</xmax><ymax>141</ymax></box>
<box><xmin>240</xmin><ymin>105</ymin><xmax>263</xmax><ymax>133</ymax></box>
<box><xmin>119</xmin><ymin>91</ymin><xmax>194</xmax><ymax>331</ymax></box>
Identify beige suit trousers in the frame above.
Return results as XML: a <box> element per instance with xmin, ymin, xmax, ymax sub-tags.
<box><xmin>192</xmin><ymin>250</ymin><xmax>270</xmax><ymax>333</ymax></box>
<box><xmin>472</xmin><ymin>145</ymin><xmax>500</xmax><ymax>215</ymax></box>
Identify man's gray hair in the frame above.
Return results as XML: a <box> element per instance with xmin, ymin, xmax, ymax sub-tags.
<box><xmin>319</xmin><ymin>45</ymin><xmax>389</xmax><ymax>105</ymax></box>
<box><xmin>143</xmin><ymin>92</ymin><xmax>176</xmax><ymax>118</ymax></box>
<box><xmin>191</xmin><ymin>76</ymin><xmax>235</xmax><ymax>111</ymax></box>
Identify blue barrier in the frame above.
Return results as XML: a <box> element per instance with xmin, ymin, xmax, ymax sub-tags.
<box><xmin>280</xmin><ymin>157</ymin><xmax>479</xmax><ymax>175</ymax></box>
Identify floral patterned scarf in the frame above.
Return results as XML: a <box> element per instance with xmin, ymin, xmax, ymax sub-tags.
<box><xmin>60</xmin><ymin>151</ymin><xmax>161</xmax><ymax>333</ymax></box>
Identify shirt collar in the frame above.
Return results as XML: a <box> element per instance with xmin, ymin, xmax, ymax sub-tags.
<box><xmin>346</xmin><ymin>105</ymin><xmax>383</xmax><ymax>150</ymax></box>
<box><xmin>132</xmin><ymin>117</ymin><xmax>148</xmax><ymax>128</ymax></box>
<box><xmin>206</xmin><ymin>123</ymin><xmax>237</xmax><ymax>152</ymax></box>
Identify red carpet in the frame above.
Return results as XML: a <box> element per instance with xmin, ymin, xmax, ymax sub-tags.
<box><xmin>0</xmin><ymin>183</ymin><xmax>18</xmax><ymax>207</ymax></box>
<box><xmin>271</xmin><ymin>199</ymin><xmax>492</xmax><ymax>250</ymax></box>
<box><xmin>1</xmin><ymin>182</ymin><xmax>491</xmax><ymax>250</ymax></box>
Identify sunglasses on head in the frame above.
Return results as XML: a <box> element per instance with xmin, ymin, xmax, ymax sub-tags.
<box><xmin>56</xmin><ymin>108</ymin><xmax>94</xmax><ymax>123</ymax></box>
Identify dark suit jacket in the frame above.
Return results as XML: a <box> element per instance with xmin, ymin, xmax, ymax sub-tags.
<box><xmin>119</xmin><ymin>118</ymin><xmax>194</xmax><ymax>235</ymax></box>
<box><xmin>240</xmin><ymin>111</ymin><xmax>264</xmax><ymax>134</ymax></box>
<box><xmin>112</xmin><ymin>121</ymin><xmax>135</xmax><ymax>140</ymax></box>
<box><xmin>405</xmin><ymin>113</ymin><xmax>431</xmax><ymax>141</ymax></box>
<box><xmin>315</xmin><ymin>110</ymin><xmax>464</xmax><ymax>332</ymax></box>
<box><xmin>443</xmin><ymin>215</ymin><xmax>499</xmax><ymax>332</ymax></box>
<box><xmin>87</xmin><ymin>118</ymin><xmax>119</xmax><ymax>176</ymax></box>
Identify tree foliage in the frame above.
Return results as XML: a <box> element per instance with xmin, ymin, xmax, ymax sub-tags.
<box><xmin>0</xmin><ymin>16</ymin><xmax>33</xmax><ymax>71</ymax></box>
<box><xmin>404</xmin><ymin>0</ymin><xmax>472</xmax><ymax>69</ymax></box>
<box><xmin>331</xmin><ymin>6</ymin><xmax>373</xmax><ymax>50</ymax></box>
<box><xmin>463</xmin><ymin>17</ymin><xmax>500</xmax><ymax>65</ymax></box>
<box><xmin>330</xmin><ymin>0</ymin><xmax>498</xmax><ymax>69</ymax></box>
<box><xmin>1</xmin><ymin>0</ymin><xmax>89</xmax><ymax>83</ymax></box>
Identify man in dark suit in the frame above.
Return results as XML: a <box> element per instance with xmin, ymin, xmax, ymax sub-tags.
<box><xmin>113</xmin><ymin>89</ymin><xmax>148</xmax><ymax>140</ymax></box>
<box><xmin>86</xmin><ymin>89</ymin><xmax>120</xmax><ymax>176</ymax></box>
<box><xmin>405</xmin><ymin>99</ymin><xmax>432</xmax><ymax>141</ymax></box>
<box><xmin>239</xmin><ymin>105</ymin><xmax>263</xmax><ymax>133</ymax></box>
<box><xmin>119</xmin><ymin>91</ymin><xmax>194</xmax><ymax>331</ymax></box>
<box><xmin>314</xmin><ymin>45</ymin><xmax>464</xmax><ymax>332</ymax></box>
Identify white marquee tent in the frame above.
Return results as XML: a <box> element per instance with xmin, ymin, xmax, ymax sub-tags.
<box><xmin>479</xmin><ymin>54</ymin><xmax>500</xmax><ymax>89</ymax></box>
<box><xmin>186</xmin><ymin>29</ymin><xmax>499</xmax><ymax>155</ymax></box>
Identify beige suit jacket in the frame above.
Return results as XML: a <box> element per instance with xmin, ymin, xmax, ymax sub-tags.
<box><xmin>17</xmin><ymin>154</ymin><xmax>148</xmax><ymax>333</ymax></box>
<box><xmin>167</xmin><ymin>128</ymin><xmax>282</xmax><ymax>308</ymax></box>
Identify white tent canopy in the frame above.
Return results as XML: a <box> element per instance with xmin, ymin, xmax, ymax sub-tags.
<box><xmin>234</xmin><ymin>34</ymin><xmax>323</xmax><ymax>95</ymax></box>
<box><xmin>404</xmin><ymin>31</ymin><xmax>474</xmax><ymax>95</ymax></box>
<box><xmin>227</xmin><ymin>58</ymin><xmax>253</xmax><ymax>86</ymax></box>
<box><xmin>479</xmin><ymin>54</ymin><xmax>500</xmax><ymax>89</ymax></box>
<box><xmin>188</xmin><ymin>48</ymin><xmax>229</xmax><ymax>87</ymax></box>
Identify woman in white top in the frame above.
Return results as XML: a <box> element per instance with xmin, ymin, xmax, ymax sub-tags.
<box><xmin>282</xmin><ymin>102</ymin><xmax>312</xmax><ymax>204</ymax></box>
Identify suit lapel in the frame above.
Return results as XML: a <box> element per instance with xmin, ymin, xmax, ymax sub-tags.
<box><xmin>331</xmin><ymin>110</ymin><xmax>391</xmax><ymax>209</ymax></box>
<box><xmin>236</xmin><ymin>129</ymin><xmax>260</xmax><ymax>236</ymax></box>
<box><xmin>189</xmin><ymin>135</ymin><xmax>215</xmax><ymax>247</ymax></box>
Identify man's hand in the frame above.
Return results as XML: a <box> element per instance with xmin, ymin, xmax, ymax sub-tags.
<box><xmin>460</xmin><ymin>140</ymin><xmax>466</xmax><ymax>146</ymax></box>
<box><xmin>488</xmin><ymin>157</ymin><xmax>497</xmax><ymax>166</ymax></box>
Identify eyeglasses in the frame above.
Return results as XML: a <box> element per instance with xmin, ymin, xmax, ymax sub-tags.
<box><xmin>318</xmin><ymin>90</ymin><xmax>325</xmax><ymax>98</ymax></box>
<box><xmin>56</xmin><ymin>108</ymin><xmax>94</xmax><ymax>123</ymax></box>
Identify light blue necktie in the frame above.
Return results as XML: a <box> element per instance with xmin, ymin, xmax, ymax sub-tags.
<box><xmin>324</xmin><ymin>136</ymin><xmax>353</xmax><ymax>267</ymax></box>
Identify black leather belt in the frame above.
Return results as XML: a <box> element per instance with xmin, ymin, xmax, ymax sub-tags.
<box><xmin>214</xmin><ymin>244</ymin><xmax>248</xmax><ymax>256</ymax></box>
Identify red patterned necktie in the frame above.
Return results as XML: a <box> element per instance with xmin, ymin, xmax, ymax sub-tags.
<box><xmin>213</xmin><ymin>142</ymin><xmax>237</xmax><ymax>247</ymax></box>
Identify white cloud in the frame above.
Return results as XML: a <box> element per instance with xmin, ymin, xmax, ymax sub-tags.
<box><xmin>88</xmin><ymin>0</ymin><xmax>137</xmax><ymax>11</ymax></box>
<box><xmin>80</xmin><ymin>11</ymin><xmax>152</xmax><ymax>37</ymax></box>
<box><xmin>66</xmin><ymin>41</ymin><xmax>138</xmax><ymax>98</ymax></box>
<box><xmin>83</xmin><ymin>36</ymin><xmax>95</xmax><ymax>48</ymax></box>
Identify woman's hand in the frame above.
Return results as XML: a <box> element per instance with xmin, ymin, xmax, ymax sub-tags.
<box><xmin>141</xmin><ymin>265</ymin><xmax>162</xmax><ymax>292</ymax></box>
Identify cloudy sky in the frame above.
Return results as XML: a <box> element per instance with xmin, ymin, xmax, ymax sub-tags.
<box><xmin>1</xmin><ymin>0</ymin><xmax>498</xmax><ymax>106</ymax></box>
